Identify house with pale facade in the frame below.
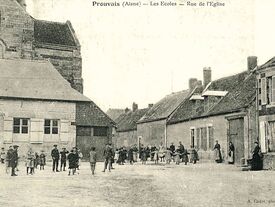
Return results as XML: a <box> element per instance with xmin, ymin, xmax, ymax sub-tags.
<box><xmin>0</xmin><ymin>58</ymin><xmax>90</xmax><ymax>155</ymax></box>
<box><xmin>167</xmin><ymin>57</ymin><xmax>258</xmax><ymax>164</ymax></box>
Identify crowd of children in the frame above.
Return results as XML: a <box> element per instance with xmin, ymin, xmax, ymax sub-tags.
<box><xmin>114</xmin><ymin>142</ymin><xmax>199</xmax><ymax>166</ymax></box>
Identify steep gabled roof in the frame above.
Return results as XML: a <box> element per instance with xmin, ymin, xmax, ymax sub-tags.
<box><xmin>117</xmin><ymin>108</ymin><xmax>149</xmax><ymax>132</ymax></box>
<box><xmin>138</xmin><ymin>90</ymin><xmax>190</xmax><ymax>123</ymax></box>
<box><xmin>0</xmin><ymin>59</ymin><xmax>90</xmax><ymax>102</ymax></box>
<box><xmin>76</xmin><ymin>102</ymin><xmax>116</xmax><ymax>127</ymax></box>
<box><xmin>168</xmin><ymin>71</ymin><xmax>252</xmax><ymax>124</ymax></box>
<box><xmin>106</xmin><ymin>109</ymin><xmax>125</xmax><ymax>122</ymax></box>
<box><xmin>34</xmin><ymin>19</ymin><xmax>78</xmax><ymax>47</ymax></box>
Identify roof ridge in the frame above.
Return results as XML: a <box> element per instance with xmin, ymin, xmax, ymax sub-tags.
<box><xmin>210</xmin><ymin>70</ymin><xmax>247</xmax><ymax>83</ymax></box>
<box><xmin>34</xmin><ymin>18</ymin><xmax>67</xmax><ymax>25</ymax></box>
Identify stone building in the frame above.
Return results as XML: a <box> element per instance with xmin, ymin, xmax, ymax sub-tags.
<box><xmin>167</xmin><ymin>57</ymin><xmax>258</xmax><ymax>164</ymax></box>
<box><xmin>113</xmin><ymin>103</ymin><xmax>149</xmax><ymax>148</ymax></box>
<box><xmin>0</xmin><ymin>0</ymin><xmax>83</xmax><ymax>92</ymax></box>
<box><xmin>0</xmin><ymin>58</ymin><xmax>90</xmax><ymax>155</ymax></box>
<box><xmin>137</xmin><ymin>90</ymin><xmax>190</xmax><ymax>147</ymax></box>
<box><xmin>256</xmin><ymin>56</ymin><xmax>275</xmax><ymax>169</ymax></box>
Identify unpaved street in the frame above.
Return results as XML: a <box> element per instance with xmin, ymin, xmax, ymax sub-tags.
<box><xmin>0</xmin><ymin>161</ymin><xmax>275</xmax><ymax>207</ymax></box>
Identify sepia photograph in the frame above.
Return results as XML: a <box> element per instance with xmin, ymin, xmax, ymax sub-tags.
<box><xmin>0</xmin><ymin>0</ymin><xmax>275</xmax><ymax>206</ymax></box>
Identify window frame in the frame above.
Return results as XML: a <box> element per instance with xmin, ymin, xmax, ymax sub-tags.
<box><xmin>44</xmin><ymin>119</ymin><xmax>59</xmax><ymax>135</ymax></box>
<box><xmin>13</xmin><ymin>118</ymin><xmax>29</xmax><ymax>134</ymax></box>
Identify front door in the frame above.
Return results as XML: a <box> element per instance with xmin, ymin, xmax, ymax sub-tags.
<box><xmin>228</xmin><ymin>118</ymin><xmax>244</xmax><ymax>164</ymax></box>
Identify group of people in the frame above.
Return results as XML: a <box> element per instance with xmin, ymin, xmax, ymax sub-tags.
<box><xmin>114</xmin><ymin>142</ymin><xmax>199</xmax><ymax>166</ymax></box>
<box><xmin>1</xmin><ymin>145</ymin><xmax>20</xmax><ymax>176</ymax></box>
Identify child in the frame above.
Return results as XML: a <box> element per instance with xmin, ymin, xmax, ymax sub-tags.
<box><xmin>114</xmin><ymin>148</ymin><xmax>119</xmax><ymax>163</ymax></box>
<box><xmin>174</xmin><ymin>147</ymin><xmax>181</xmax><ymax>165</ymax></box>
<box><xmin>26</xmin><ymin>149</ymin><xmax>35</xmax><ymax>175</ymax></box>
<box><xmin>77</xmin><ymin>149</ymin><xmax>83</xmax><ymax>170</ymax></box>
<box><xmin>153</xmin><ymin>148</ymin><xmax>159</xmax><ymax>164</ymax></box>
<box><xmin>5</xmin><ymin>146</ymin><xmax>13</xmax><ymax>174</ymax></box>
<box><xmin>34</xmin><ymin>152</ymin><xmax>40</xmax><ymax>169</ymax></box>
<box><xmin>165</xmin><ymin>148</ymin><xmax>172</xmax><ymax>164</ymax></box>
<box><xmin>190</xmin><ymin>146</ymin><xmax>199</xmax><ymax>164</ymax></box>
<box><xmin>60</xmin><ymin>148</ymin><xmax>69</xmax><ymax>171</ymax></box>
<box><xmin>141</xmin><ymin>147</ymin><xmax>147</xmax><ymax>165</ymax></box>
<box><xmin>68</xmin><ymin>148</ymin><xmax>79</xmax><ymax>176</ymax></box>
<box><xmin>182</xmin><ymin>149</ymin><xmax>189</xmax><ymax>165</ymax></box>
<box><xmin>89</xmin><ymin>147</ymin><xmax>97</xmax><ymax>175</ymax></box>
<box><xmin>39</xmin><ymin>150</ymin><xmax>46</xmax><ymax>170</ymax></box>
<box><xmin>1</xmin><ymin>147</ymin><xmax>6</xmax><ymax>164</ymax></box>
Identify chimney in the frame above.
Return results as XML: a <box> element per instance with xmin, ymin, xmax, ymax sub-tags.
<box><xmin>197</xmin><ymin>80</ymin><xmax>203</xmax><ymax>87</ymax></box>
<box><xmin>203</xmin><ymin>67</ymin><xmax>212</xmax><ymax>88</ymax></box>
<box><xmin>132</xmin><ymin>102</ymin><xmax>138</xmax><ymax>112</ymax></box>
<box><xmin>125</xmin><ymin>107</ymin><xmax>130</xmax><ymax>113</ymax></box>
<box><xmin>189</xmin><ymin>78</ymin><xmax>198</xmax><ymax>90</ymax></box>
<box><xmin>247</xmin><ymin>56</ymin><xmax>257</xmax><ymax>71</ymax></box>
<box><xmin>16</xmin><ymin>0</ymin><xmax>27</xmax><ymax>11</ymax></box>
<box><xmin>148</xmin><ymin>104</ymin><xmax>154</xmax><ymax>108</ymax></box>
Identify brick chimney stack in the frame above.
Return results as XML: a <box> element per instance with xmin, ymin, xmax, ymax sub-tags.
<box><xmin>132</xmin><ymin>102</ymin><xmax>138</xmax><ymax>112</ymax></box>
<box><xmin>189</xmin><ymin>78</ymin><xmax>198</xmax><ymax>90</ymax></box>
<box><xmin>16</xmin><ymin>0</ymin><xmax>27</xmax><ymax>11</ymax></box>
<box><xmin>247</xmin><ymin>56</ymin><xmax>257</xmax><ymax>71</ymax></box>
<box><xmin>203</xmin><ymin>67</ymin><xmax>212</xmax><ymax>88</ymax></box>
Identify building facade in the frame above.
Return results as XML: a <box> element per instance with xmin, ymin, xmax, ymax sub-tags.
<box><xmin>257</xmin><ymin>57</ymin><xmax>275</xmax><ymax>169</ymax></box>
<box><xmin>167</xmin><ymin>58</ymin><xmax>258</xmax><ymax>164</ymax></box>
<box><xmin>0</xmin><ymin>58</ymin><xmax>90</xmax><ymax>156</ymax></box>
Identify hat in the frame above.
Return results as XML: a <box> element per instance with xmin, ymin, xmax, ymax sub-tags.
<box><xmin>53</xmin><ymin>144</ymin><xmax>57</xmax><ymax>147</ymax></box>
<box><xmin>13</xmin><ymin>145</ymin><xmax>19</xmax><ymax>148</ymax></box>
<box><xmin>1</xmin><ymin>147</ymin><xmax>4</xmax><ymax>149</ymax></box>
<box><xmin>254</xmin><ymin>141</ymin><xmax>259</xmax><ymax>144</ymax></box>
<box><xmin>62</xmin><ymin>147</ymin><xmax>66</xmax><ymax>149</ymax></box>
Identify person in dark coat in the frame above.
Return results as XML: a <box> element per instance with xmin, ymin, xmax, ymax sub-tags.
<box><xmin>103</xmin><ymin>144</ymin><xmax>113</xmax><ymax>172</ymax></box>
<box><xmin>60</xmin><ymin>148</ymin><xmax>69</xmax><ymax>171</ymax></box>
<box><xmin>214</xmin><ymin>140</ymin><xmax>222</xmax><ymax>163</ymax></box>
<box><xmin>170</xmin><ymin>143</ymin><xmax>176</xmax><ymax>153</ymax></box>
<box><xmin>251</xmin><ymin>142</ymin><xmax>263</xmax><ymax>171</ymax></box>
<box><xmin>5</xmin><ymin>146</ymin><xmax>13</xmax><ymax>174</ymax></box>
<box><xmin>67</xmin><ymin>147</ymin><xmax>79</xmax><ymax>175</ymax></box>
<box><xmin>128</xmin><ymin>147</ymin><xmax>134</xmax><ymax>165</ymax></box>
<box><xmin>51</xmin><ymin>145</ymin><xmax>60</xmax><ymax>172</ymax></box>
<box><xmin>228</xmin><ymin>142</ymin><xmax>235</xmax><ymax>164</ymax></box>
<box><xmin>10</xmin><ymin>145</ymin><xmax>19</xmax><ymax>176</ymax></box>
<box><xmin>150</xmin><ymin>145</ymin><xmax>156</xmax><ymax>161</ymax></box>
<box><xmin>179</xmin><ymin>142</ymin><xmax>185</xmax><ymax>161</ymax></box>
<box><xmin>39</xmin><ymin>150</ymin><xmax>46</xmax><ymax>170</ymax></box>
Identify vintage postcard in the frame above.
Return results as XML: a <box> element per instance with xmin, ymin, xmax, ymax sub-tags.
<box><xmin>0</xmin><ymin>0</ymin><xmax>275</xmax><ymax>206</ymax></box>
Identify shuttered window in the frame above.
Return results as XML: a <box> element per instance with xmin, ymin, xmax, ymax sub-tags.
<box><xmin>13</xmin><ymin>118</ymin><xmax>29</xmax><ymax>134</ymax></box>
<box><xmin>261</xmin><ymin>78</ymin><xmax>267</xmax><ymax>105</ymax></box>
<box><xmin>272</xmin><ymin>76</ymin><xmax>275</xmax><ymax>103</ymax></box>
<box><xmin>44</xmin><ymin>119</ymin><xmax>59</xmax><ymax>134</ymax></box>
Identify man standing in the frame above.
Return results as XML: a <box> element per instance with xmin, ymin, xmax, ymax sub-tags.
<box><xmin>179</xmin><ymin>142</ymin><xmax>185</xmax><ymax>162</ymax></box>
<box><xmin>60</xmin><ymin>147</ymin><xmax>69</xmax><ymax>171</ymax></box>
<box><xmin>102</xmin><ymin>143</ymin><xmax>113</xmax><ymax>172</ymax></box>
<box><xmin>10</xmin><ymin>145</ymin><xmax>19</xmax><ymax>176</ymax></box>
<box><xmin>51</xmin><ymin>144</ymin><xmax>60</xmax><ymax>172</ymax></box>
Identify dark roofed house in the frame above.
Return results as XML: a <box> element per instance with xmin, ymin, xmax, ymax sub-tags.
<box><xmin>137</xmin><ymin>90</ymin><xmax>190</xmax><ymax>147</ymax></box>
<box><xmin>76</xmin><ymin>102</ymin><xmax>115</xmax><ymax>161</ymax></box>
<box><xmin>114</xmin><ymin>107</ymin><xmax>149</xmax><ymax>148</ymax></box>
<box><xmin>167</xmin><ymin>58</ymin><xmax>258</xmax><ymax>164</ymax></box>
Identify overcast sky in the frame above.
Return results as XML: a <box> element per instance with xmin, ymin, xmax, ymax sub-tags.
<box><xmin>26</xmin><ymin>0</ymin><xmax>275</xmax><ymax>111</ymax></box>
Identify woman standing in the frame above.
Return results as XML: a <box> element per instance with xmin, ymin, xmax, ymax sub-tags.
<box><xmin>251</xmin><ymin>141</ymin><xmax>263</xmax><ymax>171</ymax></box>
<box><xmin>213</xmin><ymin>140</ymin><xmax>222</xmax><ymax>163</ymax></box>
<box><xmin>228</xmin><ymin>142</ymin><xmax>235</xmax><ymax>164</ymax></box>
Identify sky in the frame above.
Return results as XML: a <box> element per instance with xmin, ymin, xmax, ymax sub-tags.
<box><xmin>25</xmin><ymin>0</ymin><xmax>275</xmax><ymax>111</ymax></box>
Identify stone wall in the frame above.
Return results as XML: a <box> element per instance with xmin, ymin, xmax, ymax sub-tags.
<box><xmin>0</xmin><ymin>0</ymin><xmax>83</xmax><ymax>93</ymax></box>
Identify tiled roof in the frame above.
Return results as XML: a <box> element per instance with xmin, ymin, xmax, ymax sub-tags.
<box><xmin>138</xmin><ymin>90</ymin><xmax>190</xmax><ymax>123</ymax></box>
<box><xmin>0</xmin><ymin>59</ymin><xmax>90</xmax><ymax>102</ymax></box>
<box><xmin>117</xmin><ymin>108</ymin><xmax>149</xmax><ymax>132</ymax></box>
<box><xmin>206</xmin><ymin>73</ymin><xmax>256</xmax><ymax>116</ymax></box>
<box><xmin>259</xmin><ymin>57</ymin><xmax>275</xmax><ymax>70</ymax></box>
<box><xmin>34</xmin><ymin>19</ymin><xmax>77</xmax><ymax>47</ymax></box>
<box><xmin>76</xmin><ymin>102</ymin><xmax>116</xmax><ymax>127</ymax></box>
<box><xmin>106</xmin><ymin>109</ymin><xmax>125</xmax><ymax>122</ymax></box>
<box><xmin>168</xmin><ymin>71</ymin><xmax>252</xmax><ymax>124</ymax></box>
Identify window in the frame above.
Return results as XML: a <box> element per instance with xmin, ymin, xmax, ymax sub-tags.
<box><xmin>44</xmin><ymin>119</ymin><xmax>59</xmax><ymax>134</ymax></box>
<box><xmin>208</xmin><ymin>126</ymin><xmax>214</xmax><ymax>149</ymax></box>
<box><xmin>76</xmin><ymin>126</ymin><xmax>91</xmax><ymax>136</ymax></box>
<box><xmin>13</xmin><ymin>118</ymin><xmax>29</xmax><ymax>134</ymax></box>
<box><xmin>190</xmin><ymin>128</ymin><xmax>195</xmax><ymax>148</ymax></box>
<box><xmin>93</xmin><ymin>126</ymin><xmax>108</xmax><ymax>136</ymax></box>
